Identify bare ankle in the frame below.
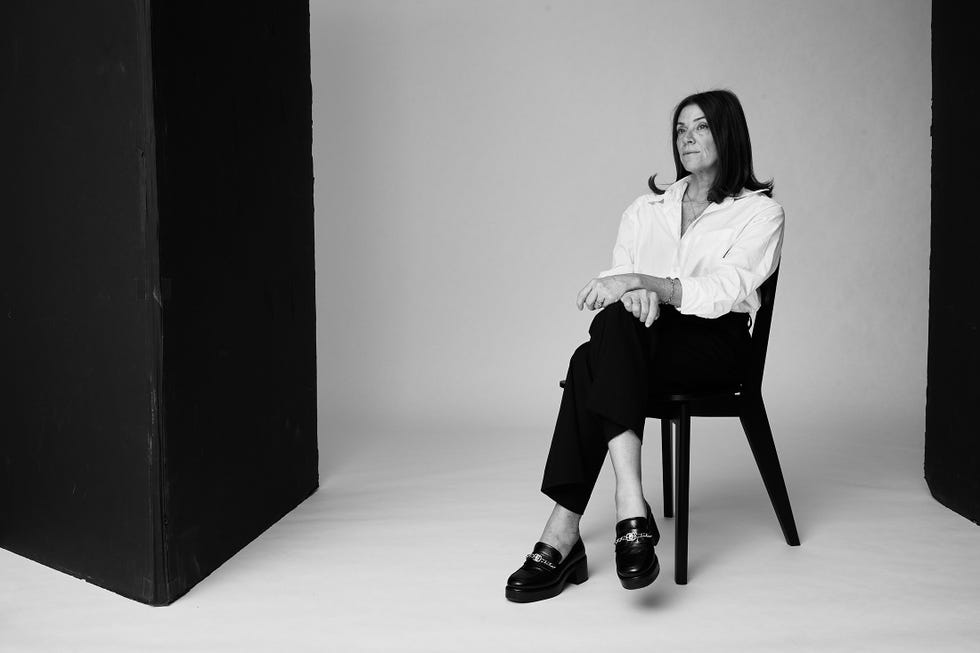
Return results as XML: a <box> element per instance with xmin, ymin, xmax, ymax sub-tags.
<box><xmin>540</xmin><ymin>524</ymin><xmax>580</xmax><ymax>558</ymax></box>
<box><xmin>615</xmin><ymin>489</ymin><xmax>647</xmax><ymax>521</ymax></box>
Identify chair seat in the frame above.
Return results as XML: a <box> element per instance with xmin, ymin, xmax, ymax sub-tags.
<box><xmin>647</xmin><ymin>385</ymin><xmax>747</xmax><ymax>419</ymax></box>
<box><xmin>558</xmin><ymin>379</ymin><xmax>753</xmax><ymax>417</ymax></box>
<box><xmin>648</xmin><ymin>385</ymin><xmax>743</xmax><ymax>403</ymax></box>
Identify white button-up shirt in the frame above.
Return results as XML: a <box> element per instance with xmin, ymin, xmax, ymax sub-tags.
<box><xmin>597</xmin><ymin>176</ymin><xmax>784</xmax><ymax>318</ymax></box>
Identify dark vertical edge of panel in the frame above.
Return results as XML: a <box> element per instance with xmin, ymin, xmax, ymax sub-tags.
<box><xmin>925</xmin><ymin>1</ymin><xmax>980</xmax><ymax>524</ymax></box>
<box><xmin>135</xmin><ymin>0</ymin><xmax>170</xmax><ymax>605</ymax></box>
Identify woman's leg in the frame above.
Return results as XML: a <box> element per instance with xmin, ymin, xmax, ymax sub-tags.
<box><xmin>534</xmin><ymin>306</ymin><xmax>749</xmax><ymax>551</ymax></box>
<box><xmin>537</xmin><ymin>429</ymin><xmax>645</xmax><ymax>559</ymax></box>
<box><xmin>607</xmin><ymin>429</ymin><xmax>646</xmax><ymax>520</ymax></box>
<box><xmin>535</xmin><ymin>341</ymin><xmax>599</xmax><ymax>559</ymax></box>
<box><xmin>539</xmin><ymin>342</ymin><xmax>610</xmax><ymax>518</ymax></box>
<box><xmin>541</xmin><ymin>303</ymin><xmax>653</xmax><ymax>514</ymax></box>
<box><xmin>648</xmin><ymin>308</ymin><xmax>751</xmax><ymax>393</ymax></box>
<box><xmin>537</xmin><ymin>503</ymin><xmax>582</xmax><ymax>560</ymax></box>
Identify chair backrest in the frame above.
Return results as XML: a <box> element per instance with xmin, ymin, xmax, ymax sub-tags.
<box><xmin>744</xmin><ymin>265</ymin><xmax>779</xmax><ymax>392</ymax></box>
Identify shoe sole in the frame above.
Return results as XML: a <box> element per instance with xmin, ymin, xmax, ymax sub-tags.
<box><xmin>505</xmin><ymin>556</ymin><xmax>589</xmax><ymax>603</ymax></box>
<box><xmin>618</xmin><ymin>558</ymin><xmax>660</xmax><ymax>590</ymax></box>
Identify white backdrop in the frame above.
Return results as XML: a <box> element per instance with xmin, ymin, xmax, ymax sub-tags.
<box><xmin>311</xmin><ymin>0</ymin><xmax>931</xmax><ymax>459</ymax></box>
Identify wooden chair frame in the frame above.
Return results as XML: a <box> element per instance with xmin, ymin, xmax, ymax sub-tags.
<box><xmin>648</xmin><ymin>266</ymin><xmax>800</xmax><ymax>584</ymax></box>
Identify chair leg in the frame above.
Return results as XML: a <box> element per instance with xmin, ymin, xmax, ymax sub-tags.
<box><xmin>675</xmin><ymin>406</ymin><xmax>690</xmax><ymax>584</ymax></box>
<box><xmin>661</xmin><ymin>418</ymin><xmax>674</xmax><ymax>518</ymax></box>
<box><xmin>739</xmin><ymin>394</ymin><xmax>801</xmax><ymax>546</ymax></box>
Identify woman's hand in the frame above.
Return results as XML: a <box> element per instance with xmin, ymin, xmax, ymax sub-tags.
<box><xmin>621</xmin><ymin>289</ymin><xmax>660</xmax><ymax>327</ymax></box>
<box><xmin>576</xmin><ymin>275</ymin><xmax>632</xmax><ymax>311</ymax></box>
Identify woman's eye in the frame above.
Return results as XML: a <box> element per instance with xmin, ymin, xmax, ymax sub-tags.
<box><xmin>696</xmin><ymin>123</ymin><xmax>709</xmax><ymax>131</ymax></box>
<box><xmin>676</xmin><ymin>128</ymin><xmax>685</xmax><ymax>136</ymax></box>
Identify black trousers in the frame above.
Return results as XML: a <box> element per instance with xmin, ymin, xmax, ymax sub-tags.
<box><xmin>540</xmin><ymin>302</ymin><xmax>751</xmax><ymax>515</ymax></box>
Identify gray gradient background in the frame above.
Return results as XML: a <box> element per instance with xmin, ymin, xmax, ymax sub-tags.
<box><xmin>314</xmin><ymin>0</ymin><xmax>930</xmax><ymax>456</ymax></box>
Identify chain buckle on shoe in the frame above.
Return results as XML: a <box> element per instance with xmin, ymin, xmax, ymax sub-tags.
<box><xmin>614</xmin><ymin>529</ymin><xmax>653</xmax><ymax>545</ymax></box>
<box><xmin>525</xmin><ymin>552</ymin><xmax>556</xmax><ymax>568</ymax></box>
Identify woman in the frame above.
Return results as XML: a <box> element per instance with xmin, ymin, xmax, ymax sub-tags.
<box><xmin>505</xmin><ymin>89</ymin><xmax>784</xmax><ymax>603</ymax></box>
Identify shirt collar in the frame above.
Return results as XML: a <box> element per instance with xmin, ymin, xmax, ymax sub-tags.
<box><xmin>649</xmin><ymin>175</ymin><xmax>768</xmax><ymax>205</ymax></box>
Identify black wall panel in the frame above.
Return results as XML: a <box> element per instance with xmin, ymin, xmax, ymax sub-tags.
<box><xmin>0</xmin><ymin>1</ymin><xmax>317</xmax><ymax>604</ymax></box>
<box><xmin>0</xmin><ymin>0</ymin><xmax>161</xmax><ymax>602</ymax></box>
<box><xmin>925</xmin><ymin>2</ymin><xmax>980</xmax><ymax>524</ymax></box>
<box><xmin>151</xmin><ymin>0</ymin><xmax>318</xmax><ymax>601</ymax></box>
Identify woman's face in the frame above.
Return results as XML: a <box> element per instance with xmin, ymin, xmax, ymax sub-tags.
<box><xmin>675</xmin><ymin>103</ymin><xmax>718</xmax><ymax>175</ymax></box>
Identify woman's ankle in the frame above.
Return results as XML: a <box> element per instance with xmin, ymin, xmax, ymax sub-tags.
<box><xmin>539</xmin><ymin>523</ymin><xmax>580</xmax><ymax>558</ymax></box>
<box><xmin>615</xmin><ymin>488</ymin><xmax>647</xmax><ymax>521</ymax></box>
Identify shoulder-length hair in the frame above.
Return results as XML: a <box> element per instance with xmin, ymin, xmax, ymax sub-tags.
<box><xmin>649</xmin><ymin>89</ymin><xmax>773</xmax><ymax>203</ymax></box>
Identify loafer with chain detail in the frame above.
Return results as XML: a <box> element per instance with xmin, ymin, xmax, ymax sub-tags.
<box><xmin>614</xmin><ymin>501</ymin><xmax>660</xmax><ymax>590</ymax></box>
<box><xmin>505</xmin><ymin>538</ymin><xmax>588</xmax><ymax>603</ymax></box>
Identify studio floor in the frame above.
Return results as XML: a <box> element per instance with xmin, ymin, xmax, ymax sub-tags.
<box><xmin>2</xmin><ymin>412</ymin><xmax>977</xmax><ymax>652</ymax></box>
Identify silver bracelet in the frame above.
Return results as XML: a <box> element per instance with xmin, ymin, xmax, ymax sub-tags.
<box><xmin>665</xmin><ymin>278</ymin><xmax>676</xmax><ymax>305</ymax></box>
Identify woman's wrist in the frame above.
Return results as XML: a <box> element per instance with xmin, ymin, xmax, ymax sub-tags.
<box><xmin>628</xmin><ymin>273</ymin><xmax>652</xmax><ymax>293</ymax></box>
<box><xmin>631</xmin><ymin>274</ymin><xmax>666</xmax><ymax>300</ymax></box>
<box><xmin>629</xmin><ymin>274</ymin><xmax>680</xmax><ymax>306</ymax></box>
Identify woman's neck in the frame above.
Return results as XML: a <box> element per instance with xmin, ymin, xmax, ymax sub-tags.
<box><xmin>685</xmin><ymin>172</ymin><xmax>716</xmax><ymax>202</ymax></box>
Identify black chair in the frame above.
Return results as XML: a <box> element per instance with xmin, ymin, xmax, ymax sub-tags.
<box><xmin>648</xmin><ymin>266</ymin><xmax>799</xmax><ymax>584</ymax></box>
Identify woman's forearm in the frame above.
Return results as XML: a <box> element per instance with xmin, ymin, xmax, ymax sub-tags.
<box><xmin>629</xmin><ymin>274</ymin><xmax>682</xmax><ymax>307</ymax></box>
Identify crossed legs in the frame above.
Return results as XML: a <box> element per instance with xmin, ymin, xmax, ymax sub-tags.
<box><xmin>509</xmin><ymin>304</ymin><xmax>747</xmax><ymax>601</ymax></box>
<box><xmin>539</xmin><ymin>302</ymin><xmax>749</xmax><ymax>527</ymax></box>
<box><xmin>539</xmin><ymin>428</ymin><xmax>646</xmax><ymax>559</ymax></box>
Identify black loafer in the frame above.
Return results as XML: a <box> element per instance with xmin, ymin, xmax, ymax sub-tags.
<box><xmin>614</xmin><ymin>501</ymin><xmax>660</xmax><ymax>590</ymax></box>
<box><xmin>505</xmin><ymin>538</ymin><xmax>588</xmax><ymax>603</ymax></box>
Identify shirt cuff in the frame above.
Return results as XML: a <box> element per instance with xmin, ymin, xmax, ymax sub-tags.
<box><xmin>597</xmin><ymin>266</ymin><xmax>631</xmax><ymax>279</ymax></box>
<box><xmin>676</xmin><ymin>276</ymin><xmax>735</xmax><ymax>319</ymax></box>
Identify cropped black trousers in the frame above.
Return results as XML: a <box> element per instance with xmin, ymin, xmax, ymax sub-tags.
<box><xmin>540</xmin><ymin>302</ymin><xmax>751</xmax><ymax>515</ymax></box>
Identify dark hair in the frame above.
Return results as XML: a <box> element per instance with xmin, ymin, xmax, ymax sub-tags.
<box><xmin>649</xmin><ymin>89</ymin><xmax>773</xmax><ymax>203</ymax></box>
